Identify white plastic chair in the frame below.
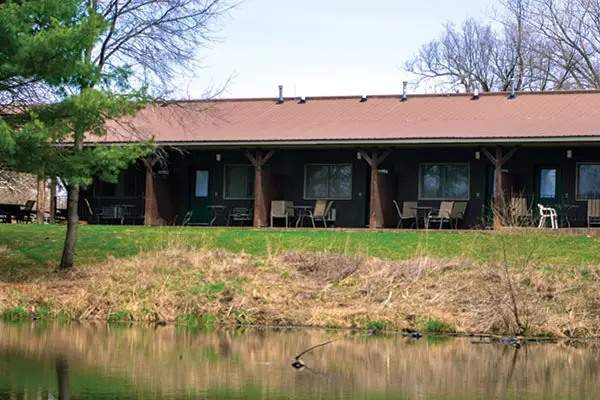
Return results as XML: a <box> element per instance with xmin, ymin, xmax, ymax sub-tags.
<box><xmin>537</xmin><ymin>204</ymin><xmax>558</xmax><ymax>229</ymax></box>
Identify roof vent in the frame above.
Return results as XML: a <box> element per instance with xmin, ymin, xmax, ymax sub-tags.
<box><xmin>299</xmin><ymin>95</ymin><xmax>306</xmax><ymax>104</ymax></box>
<box><xmin>277</xmin><ymin>85</ymin><xmax>284</xmax><ymax>104</ymax></box>
<box><xmin>360</xmin><ymin>94</ymin><xmax>368</xmax><ymax>102</ymax></box>
<box><xmin>508</xmin><ymin>79</ymin><xmax>516</xmax><ymax>99</ymax></box>
<box><xmin>401</xmin><ymin>81</ymin><xmax>408</xmax><ymax>102</ymax></box>
<box><xmin>471</xmin><ymin>88</ymin><xmax>480</xmax><ymax>100</ymax></box>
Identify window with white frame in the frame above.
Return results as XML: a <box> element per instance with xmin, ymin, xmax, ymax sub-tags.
<box><xmin>223</xmin><ymin>165</ymin><xmax>255</xmax><ymax>199</ymax></box>
<box><xmin>304</xmin><ymin>164</ymin><xmax>352</xmax><ymax>199</ymax></box>
<box><xmin>419</xmin><ymin>163</ymin><xmax>470</xmax><ymax>200</ymax></box>
<box><xmin>577</xmin><ymin>163</ymin><xmax>600</xmax><ymax>199</ymax></box>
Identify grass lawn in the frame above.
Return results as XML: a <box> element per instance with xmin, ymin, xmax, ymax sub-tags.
<box><xmin>1</xmin><ymin>225</ymin><xmax>599</xmax><ymax>280</ymax></box>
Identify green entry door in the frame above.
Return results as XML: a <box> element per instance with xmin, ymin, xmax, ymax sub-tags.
<box><xmin>535</xmin><ymin>166</ymin><xmax>561</xmax><ymax>207</ymax></box>
<box><xmin>189</xmin><ymin>170</ymin><xmax>212</xmax><ymax>224</ymax></box>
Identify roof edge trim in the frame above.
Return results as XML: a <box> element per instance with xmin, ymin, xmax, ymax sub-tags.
<box><xmin>69</xmin><ymin>136</ymin><xmax>600</xmax><ymax>148</ymax></box>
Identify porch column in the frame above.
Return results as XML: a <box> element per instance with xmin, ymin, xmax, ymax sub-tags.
<box><xmin>360</xmin><ymin>148</ymin><xmax>392</xmax><ymax>229</ymax></box>
<box><xmin>494</xmin><ymin>146</ymin><xmax>504</xmax><ymax>227</ymax></box>
<box><xmin>144</xmin><ymin>163</ymin><xmax>159</xmax><ymax>226</ymax></box>
<box><xmin>245</xmin><ymin>149</ymin><xmax>274</xmax><ymax>228</ymax></box>
<box><xmin>482</xmin><ymin>145</ymin><xmax>519</xmax><ymax>228</ymax></box>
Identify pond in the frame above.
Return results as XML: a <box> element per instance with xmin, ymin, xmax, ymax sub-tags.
<box><xmin>0</xmin><ymin>322</ymin><xmax>599</xmax><ymax>399</ymax></box>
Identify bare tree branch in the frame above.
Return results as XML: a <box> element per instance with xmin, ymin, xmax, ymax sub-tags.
<box><xmin>92</xmin><ymin>0</ymin><xmax>237</xmax><ymax>96</ymax></box>
<box><xmin>404</xmin><ymin>0</ymin><xmax>600</xmax><ymax>92</ymax></box>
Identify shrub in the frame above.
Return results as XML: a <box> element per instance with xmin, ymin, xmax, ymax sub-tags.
<box><xmin>107</xmin><ymin>310</ymin><xmax>133</xmax><ymax>322</ymax></box>
<box><xmin>423</xmin><ymin>318</ymin><xmax>456</xmax><ymax>333</ymax></box>
<box><xmin>2</xmin><ymin>307</ymin><xmax>29</xmax><ymax>321</ymax></box>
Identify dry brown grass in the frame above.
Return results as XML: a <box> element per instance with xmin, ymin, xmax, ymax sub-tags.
<box><xmin>1</xmin><ymin>245</ymin><xmax>600</xmax><ymax>338</ymax></box>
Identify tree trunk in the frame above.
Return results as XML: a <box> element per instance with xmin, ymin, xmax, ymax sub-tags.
<box><xmin>59</xmin><ymin>183</ymin><xmax>79</xmax><ymax>269</ymax></box>
<box><xmin>56</xmin><ymin>357</ymin><xmax>70</xmax><ymax>400</ymax></box>
<box><xmin>49</xmin><ymin>177</ymin><xmax>57</xmax><ymax>224</ymax></box>
<box><xmin>37</xmin><ymin>176</ymin><xmax>46</xmax><ymax>223</ymax></box>
<box><xmin>58</xmin><ymin>23</ymin><xmax>92</xmax><ymax>268</ymax></box>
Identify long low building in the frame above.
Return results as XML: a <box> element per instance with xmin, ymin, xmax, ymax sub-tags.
<box><xmin>79</xmin><ymin>89</ymin><xmax>600</xmax><ymax>229</ymax></box>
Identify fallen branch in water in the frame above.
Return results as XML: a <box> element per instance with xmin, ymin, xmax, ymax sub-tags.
<box><xmin>292</xmin><ymin>338</ymin><xmax>339</xmax><ymax>369</ymax></box>
<box><xmin>291</xmin><ymin>328</ymin><xmax>423</xmax><ymax>370</ymax></box>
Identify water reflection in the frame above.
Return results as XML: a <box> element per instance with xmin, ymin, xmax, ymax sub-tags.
<box><xmin>0</xmin><ymin>322</ymin><xmax>599</xmax><ymax>399</ymax></box>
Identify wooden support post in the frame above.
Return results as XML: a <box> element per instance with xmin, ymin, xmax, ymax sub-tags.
<box><xmin>481</xmin><ymin>145</ymin><xmax>519</xmax><ymax>229</ymax></box>
<box><xmin>49</xmin><ymin>177</ymin><xmax>57</xmax><ymax>224</ymax></box>
<box><xmin>144</xmin><ymin>164</ymin><xmax>158</xmax><ymax>226</ymax></box>
<box><xmin>36</xmin><ymin>175</ymin><xmax>46</xmax><ymax>223</ymax></box>
<box><xmin>494</xmin><ymin>145</ymin><xmax>504</xmax><ymax>227</ymax></box>
<box><xmin>370</xmin><ymin>150</ymin><xmax>381</xmax><ymax>229</ymax></box>
<box><xmin>360</xmin><ymin>148</ymin><xmax>391</xmax><ymax>229</ymax></box>
<box><xmin>254</xmin><ymin>149</ymin><xmax>265</xmax><ymax>228</ymax></box>
<box><xmin>246</xmin><ymin>149</ymin><xmax>274</xmax><ymax>228</ymax></box>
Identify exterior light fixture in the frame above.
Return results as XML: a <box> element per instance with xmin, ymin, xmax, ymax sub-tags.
<box><xmin>216</xmin><ymin>153</ymin><xmax>221</xmax><ymax>162</ymax></box>
<box><xmin>475</xmin><ymin>151</ymin><xmax>481</xmax><ymax>160</ymax></box>
<box><xmin>357</xmin><ymin>151</ymin><xmax>362</xmax><ymax>160</ymax></box>
<box><xmin>567</xmin><ymin>149</ymin><xmax>572</xmax><ymax>159</ymax></box>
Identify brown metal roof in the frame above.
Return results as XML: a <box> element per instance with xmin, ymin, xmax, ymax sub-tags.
<box><xmin>102</xmin><ymin>90</ymin><xmax>600</xmax><ymax>145</ymax></box>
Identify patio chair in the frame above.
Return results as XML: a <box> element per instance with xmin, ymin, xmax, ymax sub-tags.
<box><xmin>270</xmin><ymin>201</ymin><xmax>294</xmax><ymax>228</ymax></box>
<box><xmin>306</xmin><ymin>200</ymin><xmax>334</xmax><ymax>228</ymax></box>
<box><xmin>428</xmin><ymin>201</ymin><xmax>454</xmax><ymax>229</ymax></box>
<box><xmin>510</xmin><ymin>197</ymin><xmax>533</xmax><ymax>226</ymax></box>
<box><xmin>15</xmin><ymin>200</ymin><xmax>35</xmax><ymax>223</ymax></box>
<box><xmin>393</xmin><ymin>200</ymin><xmax>417</xmax><ymax>228</ymax></box>
<box><xmin>587</xmin><ymin>199</ymin><xmax>600</xmax><ymax>227</ymax></box>
<box><xmin>537</xmin><ymin>204</ymin><xmax>558</xmax><ymax>229</ymax></box>
<box><xmin>450</xmin><ymin>201</ymin><xmax>468</xmax><ymax>229</ymax></box>
<box><xmin>228</xmin><ymin>206</ymin><xmax>253</xmax><ymax>226</ymax></box>
<box><xmin>101</xmin><ymin>205</ymin><xmax>124</xmax><ymax>225</ymax></box>
<box><xmin>182</xmin><ymin>210</ymin><xmax>194</xmax><ymax>226</ymax></box>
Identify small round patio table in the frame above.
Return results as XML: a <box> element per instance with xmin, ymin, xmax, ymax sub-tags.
<box><xmin>206</xmin><ymin>205</ymin><xmax>228</xmax><ymax>226</ymax></box>
<box><xmin>411</xmin><ymin>206</ymin><xmax>434</xmax><ymax>229</ymax></box>
<box><xmin>293</xmin><ymin>205</ymin><xmax>313</xmax><ymax>227</ymax></box>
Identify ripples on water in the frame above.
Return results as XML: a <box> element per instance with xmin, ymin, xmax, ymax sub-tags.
<box><xmin>0</xmin><ymin>322</ymin><xmax>599</xmax><ymax>399</ymax></box>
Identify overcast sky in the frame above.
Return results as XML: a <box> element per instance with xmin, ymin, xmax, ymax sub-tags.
<box><xmin>182</xmin><ymin>0</ymin><xmax>498</xmax><ymax>99</ymax></box>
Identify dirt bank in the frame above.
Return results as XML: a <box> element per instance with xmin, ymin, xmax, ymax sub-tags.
<box><xmin>1</xmin><ymin>246</ymin><xmax>599</xmax><ymax>337</ymax></box>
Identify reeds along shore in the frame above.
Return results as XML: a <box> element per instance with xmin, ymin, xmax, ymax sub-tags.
<box><xmin>1</xmin><ymin>238</ymin><xmax>599</xmax><ymax>337</ymax></box>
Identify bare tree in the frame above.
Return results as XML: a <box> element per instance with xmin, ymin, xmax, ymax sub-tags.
<box><xmin>405</xmin><ymin>0</ymin><xmax>600</xmax><ymax>92</ymax></box>
<box><xmin>405</xmin><ymin>19</ymin><xmax>502</xmax><ymax>92</ymax></box>
<box><xmin>498</xmin><ymin>0</ymin><xmax>580</xmax><ymax>90</ymax></box>
<box><xmin>525</xmin><ymin>0</ymin><xmax>600</xmax><ymax>88</ymax></box>
<box><xmin>93</xmin><ymin>0</ymin><xmax>235</xmax><ymax>96</ymax></box>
